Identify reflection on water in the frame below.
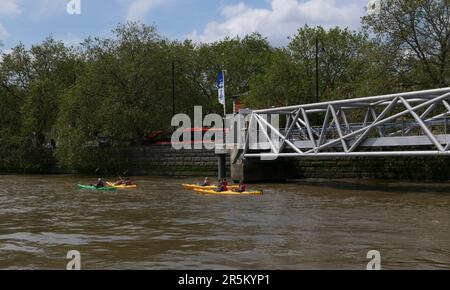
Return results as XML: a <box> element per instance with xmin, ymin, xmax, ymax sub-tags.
<box><xmin>0</xmin><ymin>175</ymin><xmax>449</xmax><ymax>270</ymax></box>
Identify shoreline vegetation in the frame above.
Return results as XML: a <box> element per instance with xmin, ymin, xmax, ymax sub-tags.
<box><xmin>0</xmin><ymin>0</ymin><xmax>449</xmax><ymax>175</ymax></box>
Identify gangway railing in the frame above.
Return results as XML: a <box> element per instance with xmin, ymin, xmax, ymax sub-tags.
<box><xmin>241</xmin><ymin>88</ymin><xmax>450</xmax><ymax>159</ymax></box>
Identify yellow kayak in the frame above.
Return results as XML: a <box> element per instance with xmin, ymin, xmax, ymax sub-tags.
<box><xmin>193</xmin><ymin>188</ymin><xmax>263</xmax><ymax>196</ymax></box>
<box><xmin>106</xmin><ymin>182</ymin><xmax>137</xmax><ymax>189</ymax></box>
<box><xmin>182</xmin><ymin>184</ymin><xmax>239</xmax><ymax>191</ymax></box>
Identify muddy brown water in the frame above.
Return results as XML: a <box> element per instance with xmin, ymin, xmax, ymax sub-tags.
<box><xmin>0</xmin><ymin>175</ymin><xmax>449</xmax><ymax>269</ymax></box>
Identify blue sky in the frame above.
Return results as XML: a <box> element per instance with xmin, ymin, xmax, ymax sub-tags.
<box><xmin>0</xmin><ymin>0</ymin><xmax>370</xmax><ymax>51</ymax></box>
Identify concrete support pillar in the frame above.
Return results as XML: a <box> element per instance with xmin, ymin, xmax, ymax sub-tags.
<box><xmin>218</xmin><ymin>154</ymin><xmax>227</xmax><ymax>179</ymax></box>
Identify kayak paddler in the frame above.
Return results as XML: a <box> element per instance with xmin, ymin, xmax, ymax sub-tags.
<box><xmin>233</xmin><ymin>181</ymin><xmax>246</xmax><ymax>193</ymax></box>
<box><xmin>199</xmin><ymin>177</ymin><xmax>210</xmax><ymax>186</ymax></box>
<box><xmin>115</xmin><ymin>176</ymin><xmax>124</xmax><ymax>186</ymax></box>
<box><xmin>94</xmin><ymin>178</ymin><xmax>105</xmax><ymax>188</ymax></box>
<box><xmin>222</xmin><ymin>178</ymin><xmax>229</xmax><ymax>188</ymax></box>
<box><xmin>215</xmin><ymin>179</ymin><xmax>228</xmax><ymax>192</ymax></box>
<box><xmin>124</xmin><ymin>177</ymin><xmax>133</xmax><ymax>186</ymax></box>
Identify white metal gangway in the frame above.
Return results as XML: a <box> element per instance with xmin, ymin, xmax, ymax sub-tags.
<box><xmin>241</xmin><ymin>88</ymin><xmax>450</xmax><ymax>159</ymax></box>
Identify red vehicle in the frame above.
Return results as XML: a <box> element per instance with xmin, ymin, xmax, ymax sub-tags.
<box><xmin>145</xmin><ymin>128</ymin><xmax>229</xmax><ymax>145</ymax></box>
<box><xmin>144</xmin><ymin>131</ymin><xmax>172</xmax><ymax>145</ymax></box>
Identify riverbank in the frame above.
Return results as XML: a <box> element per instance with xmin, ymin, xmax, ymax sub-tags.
<box><xmin>1</xmin><ymin>145</ymin><xmax>450</xmax><ymax>181</ymax></box>
<box><xmin>0</xmin><ymin>145</ymin><xmax>230</xmax><ymax>177</ymax></box>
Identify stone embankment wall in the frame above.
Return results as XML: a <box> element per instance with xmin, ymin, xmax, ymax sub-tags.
<box><xmin>2</xmin><ymin>144</ymin><xmax>449</xmax><ymax>181</ymax></box>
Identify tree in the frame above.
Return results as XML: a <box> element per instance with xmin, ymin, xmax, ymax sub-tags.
<box><xmin>245</xmin><ymin>26</ymin><xmax>379</xmax><ymax>109</ymax></box>
<box><xmin>0</xmin><ymin>44</ymin><xmax>31</xmax><ymax>164</ymax></box>
<box><xmin>20</xmin><ymin>38</ymin><xmax>77</xmax><ymax>146</ymax></box>
<box><xmin>363</xmin><ymin>0</ymin><xmax>450</xmax><ymax>87</ymax></box>
<box><xmin>187</xmin><ymin>33</ymin><xmax>273</xmax><ymax>113</ymax></box>
<box><xmin>246</xmin><ymin>48</ymin><xmax>306</xmax><ymax>108</ymax></box>
<box><xmin>54</xmin><ymin>23</ymin><xmax>175</xmax><ymax>170</ymax></box>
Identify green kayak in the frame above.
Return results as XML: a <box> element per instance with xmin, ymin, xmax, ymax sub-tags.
<box><xmin>77</xmin><ymin>184</ymin><xmax>117</xmax><ymax>191</ymax></box>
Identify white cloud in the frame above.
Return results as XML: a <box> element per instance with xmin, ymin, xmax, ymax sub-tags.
<box><xmin>125</xmin><ymin>0</ymin><xmax>169</xmax><ymax>21</ymax></box>
<box><xmin>0</xmin><ymin>23</ymin><xmax>10</xmax><ymax>39</ymax></box>
<box><xmin>188</xmin><ymin>0</ymin><xmax>367</xmax><ymax>45</ymax></box>
<box><xmin>0</xmin><ymin>0</ymin><xmax>21</xmax><ymax>15</ymax></box>
<box><xmin>0</xmin><ymin>0</ymin><xmax>20</xmax><ymax>42</ymax></box>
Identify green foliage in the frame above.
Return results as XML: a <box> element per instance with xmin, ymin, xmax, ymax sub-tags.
<box><xmin>363</xmin><ymin>0</ymin><xmax>450</xmax><ymax>87</ymax></box>
<box><xmin>185</xmin><ymin>33</ymin><xmax>273</xmax><ymax>113</ymax></box>
<box><xmin>246</xmin><ymin>26</ymin><xmax>386</xmax><ymax>108</ymax></box>
<box><xmin>0</xmin><ymin>7</ymin><xmax>449</xmax><ymax>173</ymax></box>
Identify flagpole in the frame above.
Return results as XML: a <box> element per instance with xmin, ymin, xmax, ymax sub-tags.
<box><xmin>222</xmin><ymin>70</ymin><xmax>227</xmax><ymax>151</ymax></box>
<box><xmin>217</xmin><ymin>70</ymin><xmax>227</xmax><ymax>180</ymax></box>
<box><xmin>222</xmin><ymin>70</ymin><xmax>227</xmax><ymax>117</ymax></box>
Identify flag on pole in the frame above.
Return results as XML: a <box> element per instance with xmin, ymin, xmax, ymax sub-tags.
<box><xmin>218</xmin><ymin>71</ymin><xmax>225</xmax><ymax>105</ymax></box>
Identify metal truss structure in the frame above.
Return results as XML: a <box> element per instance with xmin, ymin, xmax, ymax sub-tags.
<box><xmin>242</xmin><ymin>88</ymin><xmax>450</xmax><ymax>159</ymax></box>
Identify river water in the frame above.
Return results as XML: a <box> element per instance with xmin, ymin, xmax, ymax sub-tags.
<box><xmin>0</xmin><ymin>175</ymin><xmax>449</xmax><ymax>270</ymax></box>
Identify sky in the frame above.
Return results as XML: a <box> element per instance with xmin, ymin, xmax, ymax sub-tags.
<box><xmin>0</xmin><ymin>0</ymin><xmax>371</xmax><ymax>52</ymax></box>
